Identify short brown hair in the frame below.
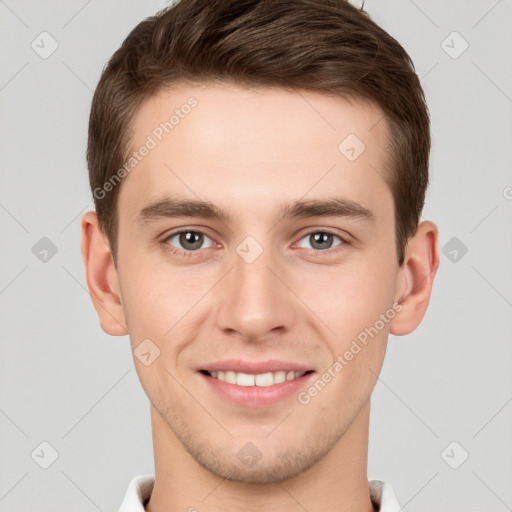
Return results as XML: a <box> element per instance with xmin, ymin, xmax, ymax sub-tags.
<box><xmin>87</xmin><ymin>0</ymin><xmax>430</xmax><ymax>266</ymax></box>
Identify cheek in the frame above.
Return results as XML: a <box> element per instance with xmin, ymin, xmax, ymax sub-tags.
<box><xmin>118</xmin><ymin>264</ymin><xmax>196</xmax><ymax>405</ymax></box>
<box><xmin>117</xmin><ymin>256</ymin><xmax>213</xmax><ymax>349</ymax></box>
<box><xmin>299</xmin><ymin>258</ymin><xmax>398</xmax><ymax>342</ymax></box>
<box><xmin>303</xmin><ymin>266</ymin><xmax>396</xmax><ymax>406</ymax></box>
<box><xmin>116</xmin><ymin>255</ymin><xmax>170</xmax><ymax>345</ymax></box>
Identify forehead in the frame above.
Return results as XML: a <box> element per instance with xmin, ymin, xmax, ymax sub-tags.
<box><xmin>118</xmin><ymin>82</ymin><xmax>392</xmax><ymax>222</ymax></box>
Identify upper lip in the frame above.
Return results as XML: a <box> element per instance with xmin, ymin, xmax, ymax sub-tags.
<box><xmin>200</xmin><ymin>359</ymin><xmax>314</xmax><ymax>374</ymax></box>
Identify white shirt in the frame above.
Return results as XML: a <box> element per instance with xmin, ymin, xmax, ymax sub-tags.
<box><xmin>117</xmin><ymin>475</ymin><xmax>401</xmax><ymax>512</ymax></box>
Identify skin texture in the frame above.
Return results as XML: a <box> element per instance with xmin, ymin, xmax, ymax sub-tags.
<box><xmin>81</xmin><ymin>83</ymin><xmax>439</xmax><ymax>512</ymax></box>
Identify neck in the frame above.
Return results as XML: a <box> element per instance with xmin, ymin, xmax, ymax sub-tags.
<box><xmin>145</xmin><ymin>401</ymin><xmax>375</xmax><ymax>512</ymax></box>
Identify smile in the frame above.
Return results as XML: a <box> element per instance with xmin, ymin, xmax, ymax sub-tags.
<box><xmin>202</xmin><ymin>370</ymin><xmax>309</xmax><ymax>387</ymax></box>
<box><xmin>199</xmin><ymin>366</ymin><xmax>316</xmax><ymax>407</ymax></box>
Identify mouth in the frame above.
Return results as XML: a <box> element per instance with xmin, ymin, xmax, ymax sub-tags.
<box><xmin>197</xmin><ymin>362</ymin><xmax>316</xmax><ymax>407</ymax></box>
<box><xmin>200</xmin><ymin>369</ymin><xmax>314</xmax><ymax>387</ymax></box>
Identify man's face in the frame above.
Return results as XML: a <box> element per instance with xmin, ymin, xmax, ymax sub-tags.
<box><xmin>114</xmin><ymin>83</ymin><xmax>402</xmax><ymax>483</ymax></box>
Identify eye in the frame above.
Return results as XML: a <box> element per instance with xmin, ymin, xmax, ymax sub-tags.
<box><xmin>295</xmin><ymin>231</ymin><xmax>344</xmax><ymax>251</ymax></box>
<box><xmin>164</xmin><ymin>230</ymin><xmax>214</xmax><ymax>252</ymax></box>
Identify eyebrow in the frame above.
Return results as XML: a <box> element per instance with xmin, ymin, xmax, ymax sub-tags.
<box><xmin>136</xmin><ymin>196</ymin><xmax>374</xmax><ymax>225</ymax></box>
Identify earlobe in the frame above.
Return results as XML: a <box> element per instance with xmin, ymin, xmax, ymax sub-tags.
<box><xmin>390</xmin><ymin>221</ymin><xmax>439</xmax><ymax>336</ymax></box>
<box><xmin>80</xmin><ymin>211</ymin><xmax>128</xmax><ymax>336</ymax></box>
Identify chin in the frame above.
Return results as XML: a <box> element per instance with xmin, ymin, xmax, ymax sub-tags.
<box><xmin>179</xmin><ymin>429</ymin><xmax>342</xmax><ymax>485</ymax></box>
<box><xmin>193</xmin><ymin>449</ymin><xmax>320</xmax><ymax>484</ymax></box>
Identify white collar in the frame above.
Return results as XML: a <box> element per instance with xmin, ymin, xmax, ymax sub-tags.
<box><xmin>117</xmin><ymin>475</ymin><xmax>401</xmax><ymax>512</ymax></box>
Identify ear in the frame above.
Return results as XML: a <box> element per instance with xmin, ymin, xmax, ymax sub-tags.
<box><xmin>80</xmin><ymin>211</ymin><xmax>128</xmax><ymax>336</ymax></box>
<box><xmin>390</xmin><ymin>221</ymin><xmax>439</xmax><ymax>336</ymax></box>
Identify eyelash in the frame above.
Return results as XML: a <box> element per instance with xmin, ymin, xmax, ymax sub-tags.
<box><xmin>161</xmin><ymin>229</ymin><xmax>350</xmax><ymax>258</ymax></box>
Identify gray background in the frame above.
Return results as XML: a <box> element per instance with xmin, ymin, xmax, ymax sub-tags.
<box><xmin>1</xmin><ymin>0</ymin><xmax>511</xmax><ymax>511</ymax></box>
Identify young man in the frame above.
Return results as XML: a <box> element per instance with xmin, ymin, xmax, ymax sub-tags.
<box><xmin>81</xmin><ymin>1</ymin><xmax>439</xmax><ymax>510</ymax></box>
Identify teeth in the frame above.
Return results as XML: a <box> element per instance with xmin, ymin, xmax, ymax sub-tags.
<box><xmin>274</xmin><ymin>371</ymin><xmax>286</xmax><ymax>384</ymax></box>
<box><xmin>237</xmin><ymin>372</ymin><xmax>255</xmax><ymax>386</ymax></box>
<box><xmin>224</xmin><ymin>370</ymin><xmax>237</xmax><ymax>384</ymax></box>
<box><xmin>208</xmin><ymin>370</ymin><xmax>306</xmax><ymax>386</ymax></box>
<box><xmin>255</xmin><ymin>372</ymin><xmax>273</xmax><ymax>386</ymax></box>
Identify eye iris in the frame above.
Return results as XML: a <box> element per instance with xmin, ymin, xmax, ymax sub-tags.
<box><xmin>179</xmin><ymin>231</ymin><xmax>203</xmax><ymax>250</ymax></box>
<box><xmin>310</xmin><ymin>232</ymin><xmax>333</xmax><ymax>250</ymax></box>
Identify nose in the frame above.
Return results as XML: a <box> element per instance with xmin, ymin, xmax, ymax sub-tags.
<box><xmin>215</xmin><ymin>241</ymin><xmax>297</xmax><ymax>342</ymax></box>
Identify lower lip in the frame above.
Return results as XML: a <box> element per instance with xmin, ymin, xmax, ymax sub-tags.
<box><xmin>200</xmin><ymin>372</ymin><xmax>315</xmax><ymax>407</ymax></box>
